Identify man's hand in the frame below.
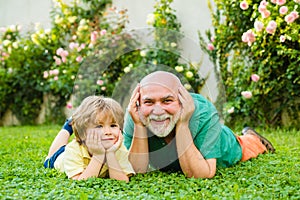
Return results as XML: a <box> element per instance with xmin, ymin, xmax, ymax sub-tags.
<box><xmin>178</xmin><ymin>86</ymin><xmax>195</xmax><ymax>124</ymax></box>
<box><xmin>128</xmin><ymin>84</ymin><xmax>144</xmax><ymax>126</ymax></box>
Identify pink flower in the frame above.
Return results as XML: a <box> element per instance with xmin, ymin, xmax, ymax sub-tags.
<box><xmin>284</xmin><ymin>12</ymin><xmax>298</xmax><ymax>23</ymax></box>
<box><xmin>279</xmin><ymin>6</ymin><xmax>288</xmax><ymax>15</ymax></box>
<box><xmin>291</xmin><ymin>11</ymin><xmax>299</xmax><ymax>19</ymax></box>
<box><xmin>262</xmin><ymin>10</ymin><xmax>271</xmax><ymax>18</ymax></box>
<box><xmin>280</xmin><ymin>35</ymin><xmax>286</xmax><ymax>42</ymax></box>
<box><xmin>66</xmin><ymin>102</ymin><xmax>73</xmax><ymax>109</ymax></box>
<box><xmin>76</xmin><ymin>56</ymin><xmax>83</xmax><ymax>62</ymax></box>
<box><xmin>241</xmin><ymin>91</ymin><xmax>253</xmax><ymax>99</ymax></box>
<box><xmin>61</xmin><ymin>56</ymin><xmax>67</xmax><ymax>63</ymax></box>
<box><xmin>53</xmin><ymin>76</ymin><xmax>59</xmax><ymax>81</ymax></box>
<box><xmin>240</xmin><ymin>1</ymin><xmax>249</xmax><ymax>10</ymax></box>
<box><xmin>207</xmin><ymin>43</ymin><xmax>215</xmax><ymax>51</ymax></box>
<box><xmin>242</xmin><ymin>30</ymin><xmax>256</xmax><ymax>46</ymax></box>
<box><xmin>56</xmin><ymin>48</ymin><xmax>64</xmax><ymax>56</ymax></box>
<box><xmin>251</xmin><ymin>74</ymin><xmax>260</xmax><ymax>82</ymax></box>
<box><xmin>254</xmin><ymin>21</ymin><xmax>264</xmax><ymax>32</ymax></box>
<box><xmin>100</xmin><ymin>29</ymin><xmax>107</xmax><ymax>36</ymax></box>
<box><xmin>69</xmin><ymin>42</ymin><xmax>79</xmax><ymax>50</ymax></box>
<box><xmin>90</xmin><ymin>31</ymin><xmax>98</xmax><ymax>44</ymax></box>
<box><xmin>266</xmin><ymin>20</ymin><xmax>277</xmax><ymax>34</ymax></box>
<box><xmin>271</xmin><ymin>0</ymin><xmax>277</xmax><ymax>3</ymax></box>
<box><xmin>276</xmin><ymin>0</ymin><xmax>286</xmax><ymax>6</ymax></box>
<box><xmin>51</xmin><ymin>69</ymin><xmax>59</xmax><ymax>76</ymax></box>
<box><xmin>97</xmin><ymin>79</ymin><xmax>104</xmax><ymax>85</ymax></box>
<box><xmin>53</xmin><ymin>56</ymin><xmax>62</xmax><ymax>65</ymax></box>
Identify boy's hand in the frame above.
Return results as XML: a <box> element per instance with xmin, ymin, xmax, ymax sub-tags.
<box><xmin>86</xmin><ymin>128</ymin><xmax>105</xmax><ymax>156</ymax></box>
<box><xmin>106</xmin><ymin>132</ymin><xmax>123</xmax><ymax>153</ymax></box>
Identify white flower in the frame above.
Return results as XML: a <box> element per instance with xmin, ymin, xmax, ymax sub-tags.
<box><xmin>170</xmin><ymin>42</ymin><xmax>177</xmax><ymax>47</ymax></box>
<box><xmin>185</xmin><ymin>71</ymin><xmax>194</xmax><ymax>78</ymax></box>
<box><xmin>146</xmin><ymin>13</ymin><xmax>155</xmax><ymax>25</ymax></box>
<box><xmin>140</xmin><ymin>50</ymin><xmax>147</xmax><ymax>57</ymax></box>
<box><xmin>184</xmin><ymin>83</ymin><xmax>192</xmax><ymax>90</ymax></box>
<box><xmin>175</xmin><ymin>66</ymin><xmax>184</xmax><ymax>72</ymax></box>
<box><xmin>12</xmin><ymin>42</ymin><xmax>18</xmax><ymax>49</ymax></box>
<box><xmin>227</xmin><ymin>107</ymin><xmax>235</xmax><ymax>114</ymax></box>
<box><xmin>2</xmin><ymin>40</ymin><xmax>11</xmax><ymax>47</ymax></box>
<box><xmin>124</xmin><ymin>67</ymin><xmax>130</xmax><ymax>73</ymax></box>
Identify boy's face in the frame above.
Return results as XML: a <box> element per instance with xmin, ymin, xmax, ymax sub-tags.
<box><xmin>88</xmin><ymin>112</ymin><xmax>121</xmax><ymax>149</ymax></box>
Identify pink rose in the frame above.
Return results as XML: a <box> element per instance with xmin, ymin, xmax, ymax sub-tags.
<box><xmin>280</xmin><ymin>35</ymin><xmax>286</xmax><ymax>42</ymax></box>
<box><xmin>262</xmin><ymin>10</ymin><xmax>271</xmax><ymax>18</ymax></box>
<box><xmin>254</xmin><ymin>21</ymin><xmax>264</xmax><ymax>32</ymax></box>
<box><xmin>279</xmin><ymin>6</ymin><xmax>288</xmax><ymax>15</ymax></box>
<box><xmin>240</xmin><ymin>1</ymin><xmax>249</xmax><ymax>10</ymax></box>
<box><xmin>100</xmin><ymin>29</ymin><xmax>107</xmax><ymax>36</ymax></box>
<box><xmin>97</xmin><ymin>80</ymin><xmax>104</xmax><ymax>85</ymax></box>
<box><xmin>90</xmin><ymin>31</ymin><xmax>98</xmax><ymax>44</ymax></box>
<box><xmin>276</xmin><ymin>0</ymin><xmax>286</xmax><ymax>5</ymax></box>
<box><xmin>242</xmin><ymin>30</ymin><xmax>256</xmax><ymax>46</ymax></box>
<box><xmin>66</xmin><ymin>103</ymin><xmax>73</xmax><ymax>109</ymax></box>
<box><xmin>76</xmin><ymin>56</ymin><xmax>83</xmax><ymax>62</ymax></box>
<box><xmin>284</xmin><ymin>13</ymin><xmax>297</xmax><ymax>23</ymax></box>
<box><xmin>266</xmin><ymin>20</ymin><xmax>277</xmax><ymax>34</ymax></box>
<box><xmin>207</xmin><ymin>43</ymin><xmax>215</xmax><ymax>51</ymax></box>
<box><xmin>241</xmin><ymin>91</ymin><xmax>253</xmax><ymax>99</ymax></box>
<box><xmin>251</xmin><ymin>74</ymin><xmax>260</xmax><ymax>82</ymax></box>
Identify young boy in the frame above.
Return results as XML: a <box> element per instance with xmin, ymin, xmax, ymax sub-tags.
<box><xmin>44</xmin><ymin>96</ymin><xmax>134</xmax><ymax>182</ymax></box>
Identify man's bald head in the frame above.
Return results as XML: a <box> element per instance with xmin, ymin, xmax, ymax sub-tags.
<box><xmin>140</xmin><ymin>71</ymin><xmax>182</xmax><ymax>91</ymax></box>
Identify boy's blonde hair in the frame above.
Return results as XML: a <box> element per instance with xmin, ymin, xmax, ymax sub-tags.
<box><xmin>71</xmin><ymin>96</ymin><xmax>124</xmax><ymax>145</ymax></box>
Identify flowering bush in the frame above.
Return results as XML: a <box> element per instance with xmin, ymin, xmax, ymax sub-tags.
<box><xmin>200</xmin><ymin>0</ymin><xmax>299</xmax><ymax>127</ymax></box>
<box><xmin>142</xmin><ymin>0</ymin><xmax>207</xmax><ymax>93</ymax></box>
<box><xmin>0</xmin><ymin>0</ymin><xmax>140</xmax><ymax>124</ymax></box>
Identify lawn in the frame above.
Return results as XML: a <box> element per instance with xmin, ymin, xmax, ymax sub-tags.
<box><xmin>0</xmin><ymin>125</ymin><xmax>299</xmax><ymax>199</ymax></box>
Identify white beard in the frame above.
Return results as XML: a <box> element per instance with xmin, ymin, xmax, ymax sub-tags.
<box><xmin>139</xmin><ymin>111</ymin><xmax>181</xmax><ymax>137</ymax></box>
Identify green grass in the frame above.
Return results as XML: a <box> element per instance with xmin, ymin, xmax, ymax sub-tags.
<box><xmin>0</xmin><ymin>125</ymin><xmax>299</xmax><ymax>199</ymax></box>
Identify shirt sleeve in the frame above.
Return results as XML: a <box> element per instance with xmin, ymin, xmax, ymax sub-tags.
<box><xmin>123</xmin><ymin>110</ymin><xmax>134</xmax><ymax>150</ymax></box>
<box><xmin>63</xmin><ymin>141</ymin><xmax>86</xmax><ymax>178</ymax></box>
<box><xmin>115</xmin><ymin>144</ymin><xmax>135</xmax><ymax>176</ymax></box>
<box><xmin>190</xmin><ymin>94</ymin><xmax>222</xmax><ymax>159</ymax></box>
<box><xmin>62</xmin><ymin>118</ymin><xmax>73</xmax><ymax>135</ymax></box>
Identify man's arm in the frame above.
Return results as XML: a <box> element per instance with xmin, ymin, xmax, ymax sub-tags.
<box><xmin>176</xmin><ymin>86</ymin><xmax>216</xmax><ymax>178</ymax></box>
<box><xmin>176</xmin><ymin>123</ymin><xmax>216</xmax><ymax>178</ymax></box>
<box><xmin>127</xmin><ymin>84</ymin><xmax>149</xmax><ymax>173</ymax></box>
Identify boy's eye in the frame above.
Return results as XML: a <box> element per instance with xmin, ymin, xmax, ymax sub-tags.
<box><xmin>111</xmin><ymin>124</ymin><xmax>118</xmax><ymax>128</ymax></box>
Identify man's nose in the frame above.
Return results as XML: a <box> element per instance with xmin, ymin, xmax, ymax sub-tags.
<box><xmin>152</xmin><ymin>104</ymin><xmax>164</xmax><ymax>115</ymax></box>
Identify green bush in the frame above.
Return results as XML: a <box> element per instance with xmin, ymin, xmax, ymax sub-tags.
<box><xmin>199</xmin><ymin>0</ymin><xmax>300</xmax><ymax>128</ymax></box>
<box><xmin>1</xmin><ymin>0</ymin><xmax>207</xmax><ymax>125</ymax></box>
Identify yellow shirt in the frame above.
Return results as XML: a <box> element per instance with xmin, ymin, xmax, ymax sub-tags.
<box><xmin>54</xmin><ymin>140</ymin><xmax>135</xmax><ymax>178</ymax></box>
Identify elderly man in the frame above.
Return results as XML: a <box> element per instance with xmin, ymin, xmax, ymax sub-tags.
<box><xmin>124</xmin><ymin>71</ymin><xmax>275</xmax><ymax>178</ymax></box>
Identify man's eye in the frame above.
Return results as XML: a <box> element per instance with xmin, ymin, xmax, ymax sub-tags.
<box><xmin>144</xmin><ymin>101</ymin><xmax>153</xmax><ymax>105</ymax></box>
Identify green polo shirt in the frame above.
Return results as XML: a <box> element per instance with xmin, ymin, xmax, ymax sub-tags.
<box><xmin>123</xmin><ymin>93</ymin><xmax>242</xmax><ymax>171</ymax></box>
